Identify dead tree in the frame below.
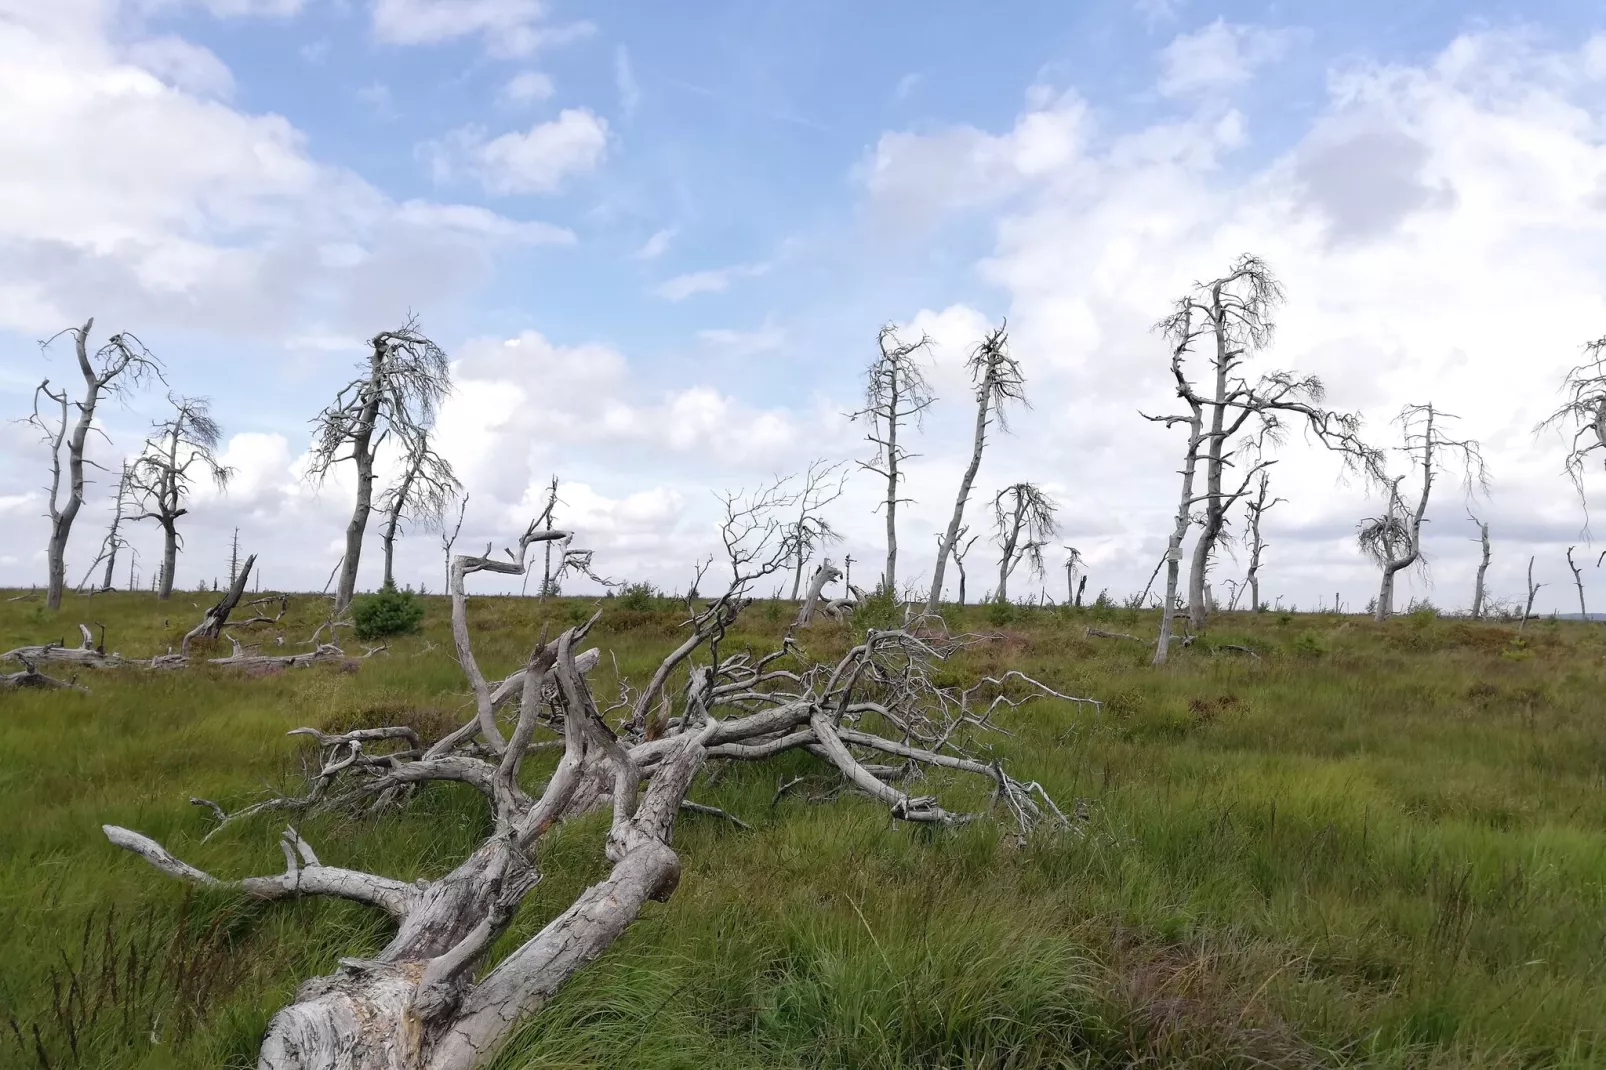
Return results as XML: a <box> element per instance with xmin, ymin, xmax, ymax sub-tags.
<box><xmin>794</xmin><ymin>558</ymin><xmax>843</xmax><ymax>625</ymax></box>
<box><xmin>128</xmin><ymin>395</ymin><xmax>233</xmax><ymax>600</ymax></box>
<box><xmin>104</xmin><ymin>493</ymin><xmax>1091</xmax><ymax>1070</ymax></box>
<box><xmin>1566</xmin><ymin>545</ymin><xmax>1587</xmax><ymax>619</ymax></box>
<box><xmin>377</xmin><ymin>432</ymin><xmax>460</xmax><ymax>590</ymax></box>
<box><xmin>442</xmin><ymin>493</ymin><xmax>469</xmax><ymax>594</ymax></box>
<box><xmin>1143</xmin><ymin>255</ymin><xmax>1382</xmax><ymax>661</ymax></box>
<box><xmin>531</xmin><ymin>476</ymin><xmax>559</xmax><ymax>597</ymax></box>
<box><xmin>179</xmin><ymin>553</ymin><xmax>257</xmax><ymax>656</ymax></box>
<box><xmin>1063</xmin><ymin>547</ymin><xmax>1084</xmax><ymax>607</ymax></box>
<box><xmin>926</xmin><ymin>324</ymin><xmax>1024</xmax><ymax>614</ymax></box>
<box><xmin>943</xmin><ymin>529</ymin><xmax>980</xmax><ymax>606</ymax></box>
<box><xmin>849</xmin><ymin>326</ymin><xmax>934</xmax><ymax>594</ymax></box>
<box><xmin>1537</xmin><ymin>333</ymin><xmax>1606</xmax><ymax>523</ymax></box>
<box><xmin>75</xmin><ymin>460</ymin><xmax>136</xmax><ymax>594</ymax></box>
<box><xmin>1468</xmin><ymin>512</ymin><xmax>1490</xmax><ymax>620</ymax></box>
<box><xmin>28</xmin><ymin>320</ymin><xmax>163</xmax><ymax>609</ymax></box>
<box><xmin>783</xmin><ymin>460</ymin><xmax>847</xmax><ymax>599</ymax></box>
<box><xmin>1241</xmin><ymin>469</ymin><xmax>1284</xmax><ymax>613</ymax></box>
<box><xmin>992</xmin><ymin>483</ymin><xmax>1057</xmax><ymax>603</ymax></box>
<box><xmin>1520</xmin><ymin>555</ymin><xmax>1543</xmax><ymax>631</ymax></box>
<box><xmin>308</xmin><ymin>319</ymin><xmax>452</xmax><ymax>613</ymax></box>
<box><xmin>1357</xmin><ymin>404</ymin><xmax>1486</xmax><ymax>622</ymax></box>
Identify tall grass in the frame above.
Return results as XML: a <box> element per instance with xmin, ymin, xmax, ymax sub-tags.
<box><xmin>1</xmin><ymin>591</ymin><xmax>1603</xmax><ymax>1067</ymax></box>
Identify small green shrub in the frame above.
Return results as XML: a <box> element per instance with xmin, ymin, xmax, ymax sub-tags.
<box><xmin>985</xmin><ymin>598</ymin><xmax>1016</xmax><ymax>626</ymax></box>
<box><xmin>1290</xmin><ymin>631</ymin><xmax>1325</xmax><ymax>658</ymax></box>
<box><xmin>351</xmin><ymin>584</ymin><xmax>425</xmax><ymax>640</ymax></box>
<box><xmin>617</xmin><ymin>581</ymin><xmax>658</xmax><ymax>612</ymax></box>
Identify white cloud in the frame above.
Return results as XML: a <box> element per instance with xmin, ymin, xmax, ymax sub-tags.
<box><xmin>893</xmin><ymin>72</ymin><xmax>921</xmax><ymax>101</ymax></box>
<box><xmin>1157</xmin><ymin>20</ymin><xmax>1299</xmax><ymax>99</ymax></box>
<box><xmin>0</xmin><ymin>4</ymin><xmax>574</xmax><ymax>339</ymax></box>
<box><xmin>632</xmin><ymin>227</ymin><xmax>675</xmax><ymax>260</ymax></box>
<box><xmin>854</xmin><ymin>28</ymin><xmax>1606</xmax><ymax>610</ymax></box>
<box><xmin>696</xmin><ymin>322</ymin><xmax>786</xmax><ymax>357</ymax></box>
<box><xmin>369</xmin><ymin>0</ymin><xmax>594</xmax><ymax>59</ymax></box>
<box><xmin>125</xmin><ymin>35</ymin><xmax>235</xmax><ymax>99</ymax></box>
<box><xmin>425</xmin><ymin>109</ymin><xmax>609</xmax><ymax>195</ymax></box>
<box><xmin>500</xmin><ymin>69</ymin><xmax>554</xmax><ymax>105</ymax></box>
<box><xmin>615</xmin><ymin>44</ymin><xmax>640</xmax><ymax>116</ymax></box>
<box><xmin>653</xmin><ymin>262</ymin><xmax>770</xmax><ymax>301</ymax></box>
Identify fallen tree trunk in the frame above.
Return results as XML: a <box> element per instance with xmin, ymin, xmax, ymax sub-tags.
<box><xmin>104</xmin><ymin>518</ymin><xmax>1096</xmax><ymax>1070</ymax></box>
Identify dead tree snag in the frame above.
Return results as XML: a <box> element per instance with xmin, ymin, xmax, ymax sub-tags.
<box><xmin>850</xmin><ymin>326</ymin><xmax>934</xmax><ymax>593</ymax></box>
<box><xmin>104</xmin><ymin>499</ymin><xmax>1090</xmax><ymax>1070</ymax></box>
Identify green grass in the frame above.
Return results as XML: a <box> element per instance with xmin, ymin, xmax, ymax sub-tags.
<box><xmin>2</xmin><ymin>592</ymin><xmax>1604</xmax><ymax>1068</ymax></box>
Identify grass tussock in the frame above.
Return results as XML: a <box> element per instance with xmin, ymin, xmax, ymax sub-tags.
<box><xmin>1</xmin><ymin>591</ymin><xmax>1604</xmax><ymax>1068</ymax></box>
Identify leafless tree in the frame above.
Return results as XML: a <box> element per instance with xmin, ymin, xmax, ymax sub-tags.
<box><xmin>1520</xmin><ymin>555</ymin><xmax>1544</xmax><ymax>631</ymax></box>
<box><xmin>1356</xmin><ymin>404</ymin><xmax>1486</xmax><ymax>622</ymax></box>
<box><xmin>1566</xmin><ymin>545</ymin><xmax>1587</xmax><ymax>620</ymax></box>
<box><xmin>849</xmin><ymin>325</ymin><xmax>934</xmax><ymax>593</ymax></box>
<box><xmin>1468</xmin><ymin>512</ymin><xmax>1490</xmax><ymax>621</ymax></box>
<box><xmin>28</xmin><ymin>319</ymin><xmax>163</xmax><ymax>609</ymax></box>
<box><xmin>1241</xmin><ymin>468</ymin><xmax>1285</xmax><ymax>613</ymax></box>
<box><xmin>926</xmin><ymin>324</ymin><xmax>1025</xmax><ymax>614</ymax></box>
<box><xmin>992</xmin><ymin>483</ymin><xmax>1058</xmax><ymax>603</ymax></box>
<box><xmin>307</xmin><ymin>319</ymin><xmax>452</xmax><ymax>613</ymax></box>
<box><xmin>1536</xmin><ymin>334</ymin><xmax>1606</xmax><ymax>524</ymax></box>
<box><xmin>74</xmin><ymin>460</ymin><xmax>136</xmax><ymax>594</ymax></box>
<box><xmin>793</xmin><ymin>558</ymin><xmax>843</xmax><ymax>625</ymax></box>
<box><xmin>533</xmin><ymin>476</ymin><xmax>561</xmax><ymax>598</ymax></box>
<box><xmin>1143</xmin><ymin>255</ymin><xmax>1382</xmax><ymax>663</ymax></box>
<box><xmin>441</xmin><ymin>493</ymin><xmax>469</xmax><ymax>594</ymax></box>
<box><xmin>1062</xmin><ymin>546</ymin><xmax>1085</xmax><ymax>607</ymax></box>
<box><xmin>127</xmin><ymin>395</ymin><xmax>233</xmax><ymax>600</ymax></box>
<box><xmin>105</xmin><ymin>492</ymin><xmax>1092</xmax><ymax>1070</ymax></box>
<box><xmin>940</xmin><ymin>529</ymin><xmax>980</xmax><ymax>606</ymax></box>
<box><xmin>376</xmin><ymin>432</ymin><xmax>460</xmax><ymax>590</ymax></box>
<box><xmin>783</xmin><ymin>460</ymin><xmax>847</xmax><ymax>599</ymax></box>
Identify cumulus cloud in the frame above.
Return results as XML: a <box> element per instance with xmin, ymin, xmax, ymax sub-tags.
<box><xmin>424</xmin><ymin>109</ymin><xmax>609</xmax><ymax>195</ymax></box>
<box><xmin>0</xmin><ymin>4</ymin><xmax>576</xmax><ymax>336</ymax></box>
<box><xmin>854</xmin><ymin>28</ymin><xmax>1606</xmax><ymax>610</ymax></box>
<box><xmin>1157</xmin><ymin>20</ymin><xmax>1299</xmax><ymax>99</ymax></box>
<box><xmin>500</xmin><ymin>70</ymin><xmax>555</xmax><ymax>105</ymax></box>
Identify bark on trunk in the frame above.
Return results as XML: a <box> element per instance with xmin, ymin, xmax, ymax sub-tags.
<box><xmin>336</xmin><ymin>353</ymin><xmax>386</xmax><ymax>614</ymax></box>
<box><xmin>158</xmin><ymin>520</ymin><xmax>178</xmax><ymax>600</ymax></box>
<box><xmin>180</xmin><ymin>553</ymin><xmax>257</xmax><ymax>655</ymax></box>
<box><xmin>1155</xmin><ymin>413</ymin><xmax>1204</xmax><ymax>665</ymax></box>
<box><xmin>1186</xmin><ymin>312</ymin><xmax>1232</xmax><ymax>631</ymax></box>
<box><xmin>927</xmin><ymin>386</ymin><xmax>992</xmax><ymax>615</ymax></box>
<box><xmin>45</xmin><ymin>321</ymin><xmax>99</xmax><ymax>611</ymax></box>
<box><xmin>794</xmin><ymin>561</ymin><xmax>841</xmax><ymax>626</ymax></box>
<box><xmin>1471</xmin><ymin>520</ymin><xmax>1489</xmax><ymax>620</ymax></box>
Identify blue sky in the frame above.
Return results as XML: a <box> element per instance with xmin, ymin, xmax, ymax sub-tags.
<box><xmin>2</xmin><ymin>0</ymin><xmax>1605</xmax><ymax>611</ymax></box>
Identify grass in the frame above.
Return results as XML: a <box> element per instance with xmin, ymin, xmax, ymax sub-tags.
<box><xmin>1</xmin><ymin>590</ymin><xmax>1604</xmax><ymax>1068</ymax></box>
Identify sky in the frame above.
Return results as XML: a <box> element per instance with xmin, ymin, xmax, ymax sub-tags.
<box><xmin>1</xmin><ymin>0</ymin><xmax>1605</xmax><ymax>613</ymax></box>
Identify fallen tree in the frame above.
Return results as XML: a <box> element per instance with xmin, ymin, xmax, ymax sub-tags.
<box><xmin>102</xmin><ymin>497</ymin><xmax>1094</xmax><ymax>1070</ymax></box>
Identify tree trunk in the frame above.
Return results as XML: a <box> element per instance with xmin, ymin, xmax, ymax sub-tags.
<box><xmin>1155</xmin><ymin>414</ymin><xmax>1203</xmax><ymax>665</ymax></box>
<box><xmin>157</xmin><ymin>520</ymin><xmax>178</xmax><ymax>600</ymax></box>
<box><xmin>1186</xmin><ymin>314</ymin><xmax>1231</xmax><ymax>632</ymax></box>
<box><xmin>1376</xmin><ymin>567</ymin><xmax>1396</xmax><ymax>622</ymax></box>
<box><xmin>45</xmin><ymin>321</ymin><xmax>100</xmax><ymax>610</ymax></box>
<box><xmin>1471</xmin><ymin>521</ymin><xmax>1489</xmax><ymax>620</ymax></box>
<box><xmin>927</xmin><ymin>389</ymin><xmax>992</xmax><ymax>615</ymax></box>
<box><xmin>181</xmin><ymin>554</ymin><xmax>257</xmax><ymax>655</ymax></box>
<box><xmin>794</xmin><ymin>561</ymin><xmax>841</xmax><ymax>626</ymax></box>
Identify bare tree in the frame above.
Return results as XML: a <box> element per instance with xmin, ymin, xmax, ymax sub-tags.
<box><xmin>926</xmin><ymin>324</ymin><xmax>1024</xmax><ymax>614</ymax></box>
<box><xmin>1468</xmin><ymin>512</ymin><xmax>1490</xmax><ymax>621</ymax></box>
<box><xmin>794</xmin><ymin>558</ymin><xmax>843</xmax><ymax>625</ymax></box>
<box><xmin>75</xmin><ymin>460</ymin><xmax>136</xmax><ymax>594</ymax></box>
<box><xmin>783</xmin><ymin>460</ymin><xmax>847</xmax><ymax>598</ymax></box>
<box><xmin>1537</xmin><ymin>334</ymin><xmax>1606</xmax><ymax>522</ymax></box>
<box><xmin>28</xmin><ymin>320</ymin><xmax>162</xmax><ymax>609</ymax></box>
<box><xmin>308</xmin><ymin>319</ymin><xmax>452</xmax><ymax>613</ymax></box>
<box><xmin>1143</xmin><ymin>255</ymin><xmax>1382</xmax><ymax>662</ymax></box>
<box><xmin>1566</xmin><ymin>545</ymin><xmax>1587</xmax><ymax>619</ymax></box>
<box><xmin>1520</xmin><ymin>555</ymin><xmax>1544</xmax><ymax>631</ymax></box>
<box><xmin>1356</xmin><ymin>404</ymin><xmax>1486</xmax><ymax>622</ymax></box>
<box><xmin>1242</xmin><ymin>468</ymin><xmax>1285</xmax><ymax>613</ymax></box>
<box><xmin>939</xmin><ymin>528</ymin><xmax>981</xmax><ymax>606</ymax></box>
<box><xmin>441</xmin><ymin>493</ymin><xmax>469</xmax><ymax>594</ymax></box>
<box><xmin>534</xmin><ymin>475</ymin><xmax>560</xmax><ymax>598</ymax></box>
<box><xmin>992</xmin><ymin>483</ymin><xmax>1058</xmax><ymax>603</ymax></box>
<box><xmin>1062</xmin><ymin>546</ymin><xmax>1084</xmax><ymax>607</ymax></box>
<box><xmin>376</xmin><ymin>432</ymin><xmax>460</xmax><ymax>590</ymax></box>
<box><xmin>127</xmin><ymin>396</ymin><xmax>232</xmax><ymax>600</ymax></box>
<box><xmin>105</xmin><ymin>496</ymin><xmax>1091</xmax><ymax>1070</ymax></box>
<box><xmin>849</xmin><ymin>326</ymin><xmax>934</xmax><ymax>594</ymax></box>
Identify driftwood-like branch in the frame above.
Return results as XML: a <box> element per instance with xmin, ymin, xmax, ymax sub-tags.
<box><xmin>103</xmin><ymin>516</ymin><xmax>1091</xmax><ymax>1070</ymax></box>
<box><xmin>180</xmin><ymin>553</ymin><xmax>257</xmax><ymax>655</ymax></box>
